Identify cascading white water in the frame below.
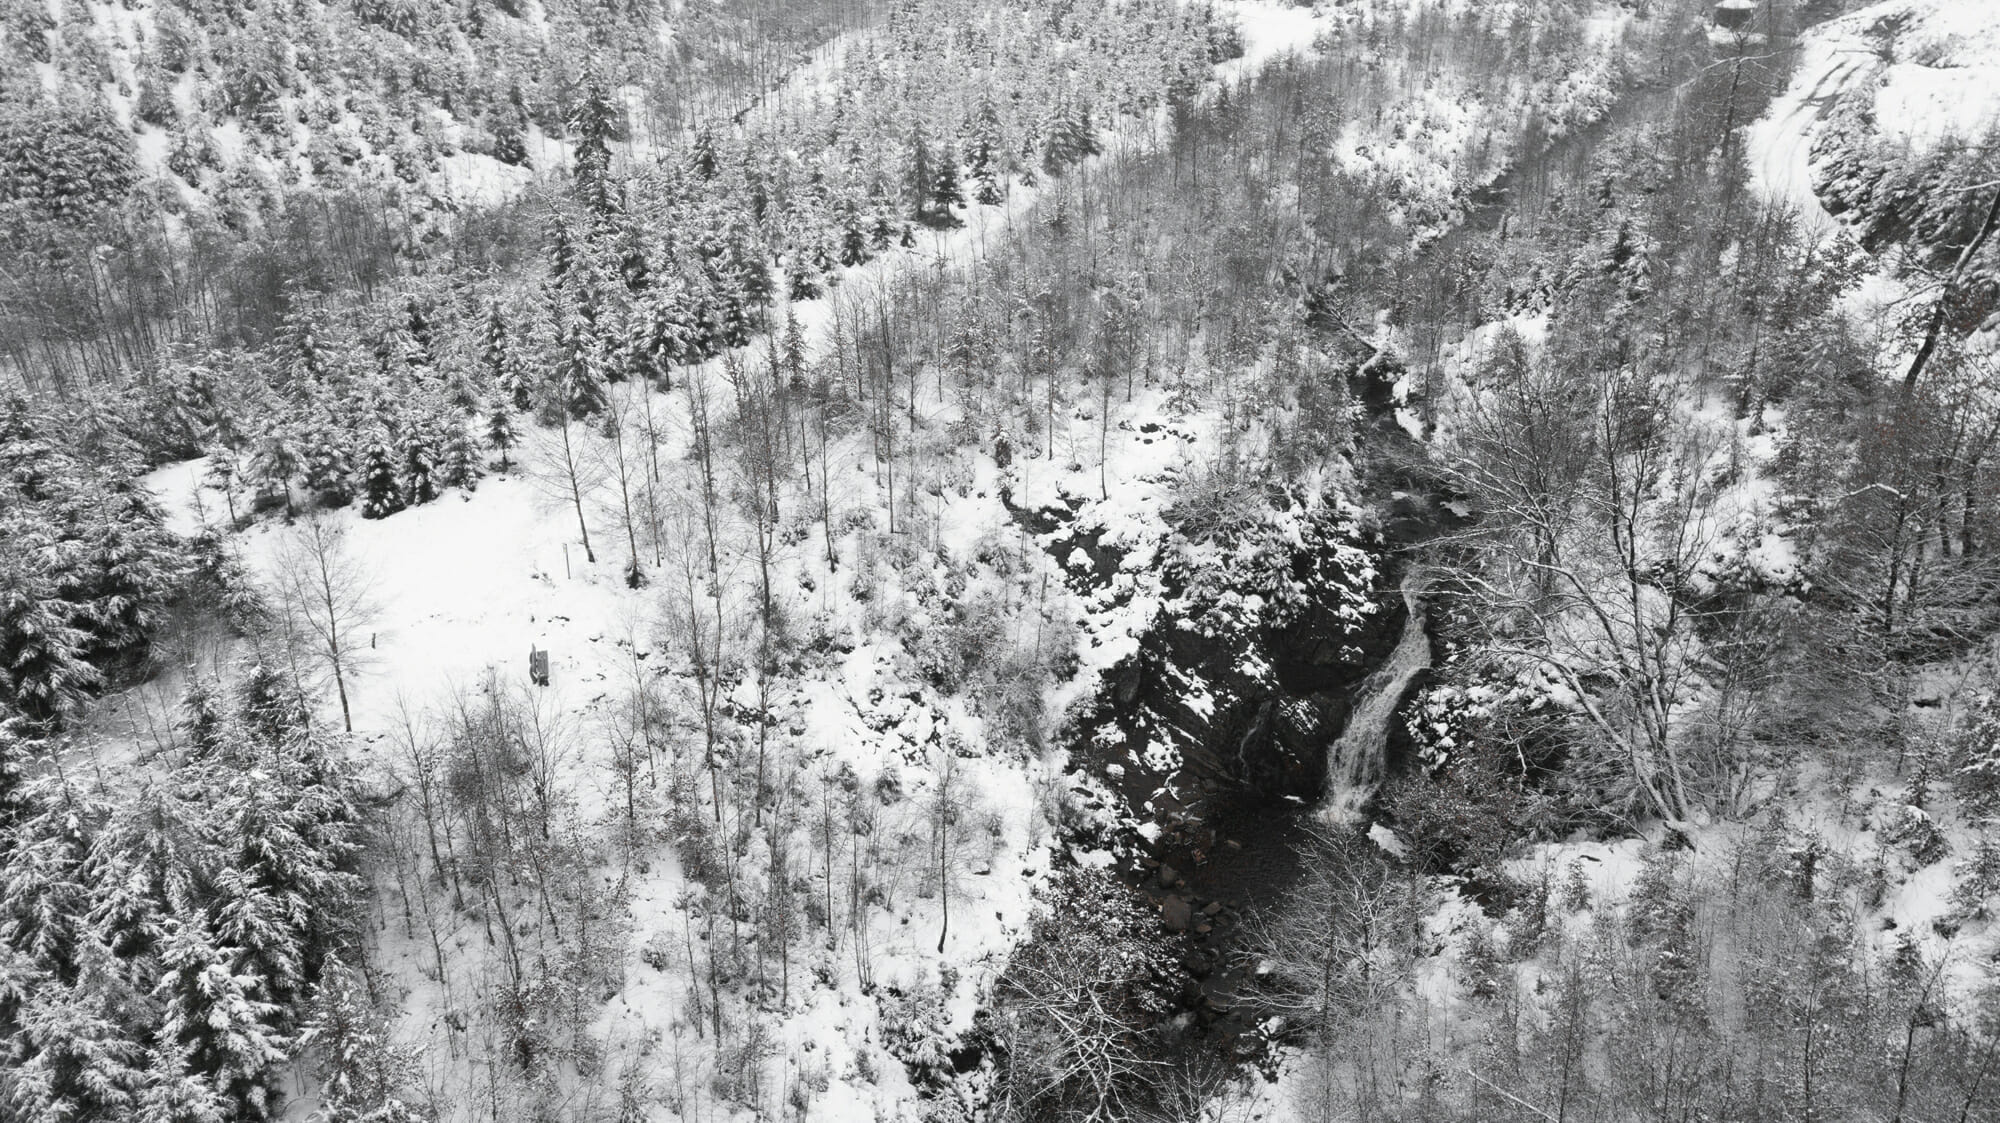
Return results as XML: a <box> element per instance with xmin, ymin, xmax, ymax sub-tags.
<box><xmin>1321</xmin><ymin>569</ymin><xmax>1431</xmax><ymax>825</ymax></box>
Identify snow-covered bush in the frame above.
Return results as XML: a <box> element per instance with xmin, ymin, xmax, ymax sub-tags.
<box><xmin>1948</xmin><ymin>832</ymin><xmax>2000</xmax><ymax>923</ymax></box>
<box><xmin>1380</xmin><ymin>740</ymin><xmax>1532</xmax><ymax>876</ymax></box>
<box><xmin>1882</xmin><ymin>803</ymin><xmax>1951</xmax><ymax>867</ymax></box>
<box><xmin>1160</xmin><ymin>487</ymin><xmax>1376</xmax><ymax>641</ymax></box>
<box><xmin>1955</xmin><ymin>694</ymin><xmax>2000</xmax><ymax>818</ymax></box>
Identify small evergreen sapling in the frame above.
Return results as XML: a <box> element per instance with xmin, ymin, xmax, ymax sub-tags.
<box><xmin>486</xmin><ymin>408</ymin><xmax>518</xmax><ymax>471</ymax></box>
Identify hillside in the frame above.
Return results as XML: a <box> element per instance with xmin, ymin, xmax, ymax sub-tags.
<box><xmin>7</xmin><ymin>1</ymin><xmax>2000</xmax><ymax>1122</ymax></box>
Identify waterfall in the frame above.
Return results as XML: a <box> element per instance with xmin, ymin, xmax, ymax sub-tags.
<box><xmin>1321</xmin><ymin>569</ymin><xmax>1432</xmax><ymax>825</ymax></box>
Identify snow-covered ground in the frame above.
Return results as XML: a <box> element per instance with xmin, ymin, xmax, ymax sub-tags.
<box><xmin>1219</xmin><ymin>0</ymin><xmax>1330</xmax><ymax>82</ymax></box>
<box><xmin>1745</xmin><ymin>27</ymin><xmax>1876</xmax><ymax>230</ymax></box>
<box><xmin>1746</xmin><ymin>0</ymin><xmax>2000</xmax><ymax>230</ymax></box>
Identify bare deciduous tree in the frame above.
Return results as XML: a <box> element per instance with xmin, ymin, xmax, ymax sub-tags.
<box><xmin>1438</xmin><ymin>350</ymin><xmax>1729</xmax><ymax>822</ymax></box>
<box><xmin>270</xmin><ymin>514</ymin><xmax>378</xmax><ymax>732</ymax></box>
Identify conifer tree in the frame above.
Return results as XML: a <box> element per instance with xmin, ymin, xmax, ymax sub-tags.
<box><xmin>176</xmin><ymin>676</ymin><xmax>232</xmax><ymax>759</ymax></box>
<box><xmin>839</xmin><ymin>199</ymin><xmax>870</xmax><ymax>266</ymax></box>
<box><xmin>400</xmin><ymin>426</ymin><xmax>439</xmax><ymax>506</ymax></box>
<box><xmin>970</xmin><ymin>100</ymin><xmax>1005</xmax><ymax>205</ymax></box>
<box><xmin>301</xmin><ymin>964</ymin><xmax>423</xmax><ymax>1123</ymax></box>
<box><xmin>486</xmin><ymin>408</ymin><xmax>517</xmax><ymax>471</ymax></box>
<box><xmin>932</xmin><ymin>139</ymin><xmax>965</xmax><ymax>215</ymax></box>
<box><xmin>547</xmin><ymin>214</ymin><xmax>579</xmax><ymax>288</ymax></box>
<box><xmin>236</xmin><ymin>663</ymin><xmax>310</xmax><ymax>747</ymax></box>
<box><xmin>558</xmin><ymin>327</ymin><xmax>610</xmax><ymax>421</ymax></box>
<box><xmin>275</xmin><ymin>302</ymin><xmax>332</xmax><ymax>388</ymax></box>
<box><xmin>1074</xmin><ymin>100</ymin><xmax>1101</xmax><ymax>159</ymax></box>
<box><xmin>134</xmin><ymin>54</ymin><xmax>177</xmax><ymax>129</ymax></box>
<box><xmin>1960</xmin><ymin>695</ymin><xmax>2000</xmax><ymax>816</ymax></box>
<box><xmin>135</xmin><ymin>1033</ymin><xmax>231</xmax><ymax>1123</ymax></box>
<box><xmin>908</xmin><ymin>126</ymin><xmax>933</xmax><ymax>220</ymax></box>
<box><xmin>156</xmin><ymin>363</ymin><xmax>223</xmax><ymax>459</ymax></box>
<box><xmin>154</xmin><ymin>914</ymin><xmax>289</xmax><ymax>1122</ymax></box>
<box><xmin>440</xmin><ymin>421</ymin><xmax>479</xmax><ymax>491</ymax></box>
<box><xmin>630</xmin><ymin>282</ymin><xmax>693</xmax><ymax>388</ymax></box>
<box><xmin>725</xmin><ymin>217</ymin><xmax>773</xmax><ymax>323</ymax></box>
<box><xmin>491</xmin><ymin>112</ymin><xmax>528</xmax><ymax>167</ymax></box>
<box><xmin>498</xmin><ymin>358</ymin><xmax>534</xmax><ymax>419</ymax></box>
<box><xmin>570</xmin><ymin>78</ymin><xmax>618</xmax><ymax>218</ymax></box>
<box><xmin>299</xmin><ymin>422</ymin><xmax>355</xmax><ymax>508</ymax></box>
<box><xmin>8</xmin><ymin>980</ymin><xmax>146</xmax><ymax>1122</ymax></box>
<box><xmin>787</xmin><ymin>249</ymin><xmax>823</xmax><ymax>301</ymax></box>
<box><xmin>691</xmin><ymin>127</ymin><xmax>717</xmax><ymax>179</ymax></box>
<box><xmin>0</xmin><ymin>717</ymin><xmax>30</xmax><ymax>830</ymax></box>
<box><xmin>247</xmin><ymin>426</ymin><xmax>300</xmax><ymax>515</ymax></box>
<box><xmin>782</xmin><ymin>310</ymin><xmax>809</xmax><ymax>389</ymax></box>
<box><xmin>358</xmin><ymin>435</ymin><xmax>402</xmax><ymax>520</ymax></box>
<box><xmin>0</xmin><ymin>545</ymin><xmax>101</xmax><ymax>724</ymax></box>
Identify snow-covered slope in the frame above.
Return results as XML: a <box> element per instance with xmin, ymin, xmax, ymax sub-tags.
<box><xmin>125</xmin><ymin>9</ymin><xmax>1349</xmax><ymax>1117</ymax></box>
<box><xmin>1747</xmin><ymin>0</ymin><xmax>2000</xmax><ymax>228</ymax></box>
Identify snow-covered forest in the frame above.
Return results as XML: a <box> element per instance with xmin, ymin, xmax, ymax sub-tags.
<box><xmin>5</xmin><ymin>0</ymin><xmax>2000</xmax><ymax>1119</ymax></box>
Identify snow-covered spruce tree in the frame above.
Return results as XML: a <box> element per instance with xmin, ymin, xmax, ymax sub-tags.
<box><xmin>246</xmin><ymin>424</ymin><xmax>300</xmax><ymax>515</ymax></box>
<box><xmin>0</xmin><ymin>543</ymin><xmax>102</xmax><ymax>725</ymax></box>
<box><xmin>485</xmin><ymin>407</ymin><xmax>518</xmax><ymax>472</ymax></box>
<box><xmin>148</xmin><ymin>361</ymin><xmax>227</xmax><ymax>462</ymax></box>
<box><xmin>0</xmin><ymin>718</ymin><xmax>28</xmax><ymax>829</ymax></box>
<box><xmin>135</xmin><ymin>1032</ymin><xmax>232</xmax><ymax>1123</ymax></box>
<box><xmin>439</xmin><ymin>420</ymin><xmax>480</xmax><ymax>492</ymax></box>
<box><xmin>1</xmin><ymin>660</ymin><xmax>372</xmax><ymax>1116</ymax></box>
<box><xmin>133</xmin><ymin>53</ymin><xmax>177</xmax><ymax>129</ymax></box>
<box><xmin>153</xmin><ymin>911</ymin><xmax>289</xmax><ymax>1121</ymax></box>
<box><xmin>0</xmin><ymin>400</ymin><xmax>192</xmax><ymax>694</ymax></box>
<box><xmin>0</xmin><ymin>783</ymin><xmax>101</xmax><ymax>988</ymax></box>
<box><xmin>235</xmin><ymin>663</ymin><xmax>311</xmax><ymax>749</ymax></box>
<box><xmin>906</xmin><ymin>125</ymin><xmax>933</xmax><ymax>221</ymax></box>
<box><xmin>4</xmin><ymin>972</ymin><xmax>147</xmax><ymax>1122</ymax></box>
<box><xmin>720</xmin><ymin>219</ymin><xmax>772</xmax><ymax>344</ymax></box>
<box><xmin>0</xmin><ymin>99</ymin><xmax>138</xmax><ymax>223</ymax></box>
<box><xmin>968</xmin><ymin>99</ymin><xmax>1005</xmax><ymax>206</ymax></box>
<box><xmin>483</xmin><ymin>301</ymin><xmax>532</xmax><ymax>413</ymax></box>
<box><xmin>931</xmin><ymin>139</ymin><xmax>965</xmax><ymax>218</ymax></box>
<box><xmin>296</xmin><ymin>407</ymin><xmax>356</xmax><ymax>509</ymax></box>
<box><xmin>274</xmin><ymin>302</ymin><xmax>334</xmax><ymax>388</ymax></box>
<box><xmin>557</xmin><ymin>325</ymin><xmax>611</xmax><ymax>422</ymax></box>
<box><xmin>691</xmin><ymin>127</ymin><xmax>718</xmax><ymax>180</ymax></box>
<box><xmin>176</xmin><ymin>675</ymin><xmax>235</xmax><ymax>759</ymax></box>
<box><xmin>569</xmin><ymin>77</ymin><xmax>620</xmax><ymax>220</ymax></box>
<box><xmin>838</xmin><ymin>197</ymin><xmax>870</xmax><ymax>267</ymax></box>
<box><xmin>299</xmin><ymin>964</ymin><xmax>425</xmax><ymax>1123</ymax></box>
<box><xmin>61</xmin><ymin>477</ymin><xmax>192</xmax><ymax>656</ymax></box>
<box><xmin>785</xmin><ymin>234</ymin><xmax>824</xmax><ymax>300</ymax></box>
<box><xmin>399</xmin><ymin>423</ymin><xmax>439</xmax><ymax>507</ymax></box>
<box><xmin>629</xmin><ymin>280</ymin><xmax>694</xmax><ymax>389</ymax></box>
<box><xmin>358</xmin><ymin>433</ymin><xmax>403</xmax><ymax>520</ymax></box>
